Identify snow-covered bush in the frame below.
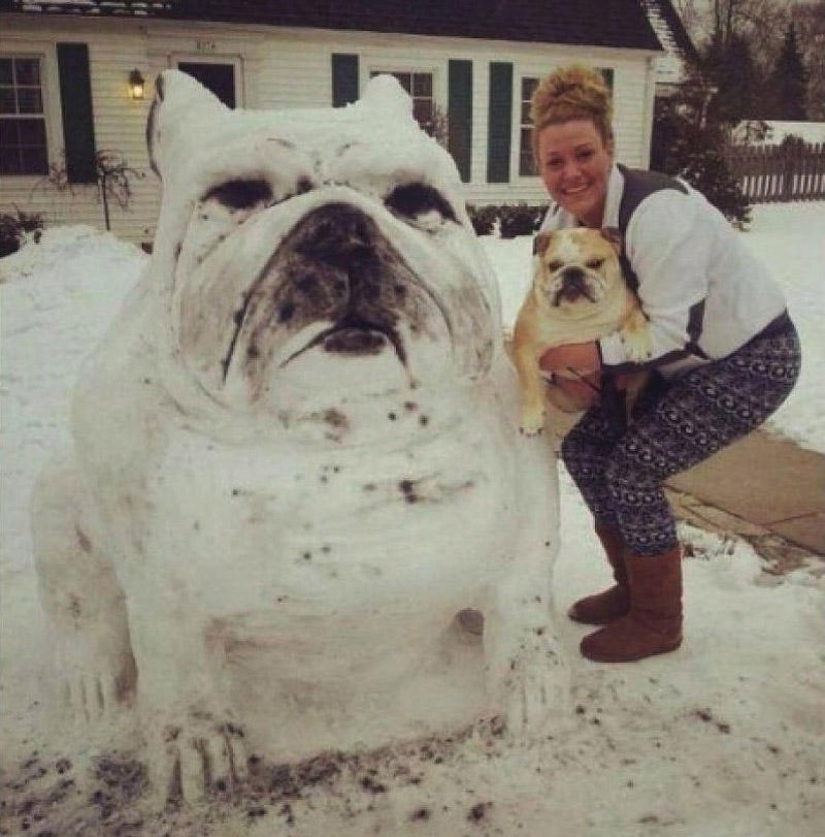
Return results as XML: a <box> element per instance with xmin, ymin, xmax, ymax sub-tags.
<box><xmin>0</xmin><ymin>208</ymin><xmax>44</xmax><ymax>258</ymax></box>
<box><xmin>467</xmin><ymin>203</ymin><xmax>545</xmax><ymax>238</ymax></box>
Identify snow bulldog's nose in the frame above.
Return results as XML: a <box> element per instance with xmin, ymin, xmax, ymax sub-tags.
<box><xmin>292</xmin><ymin>202</ymin><xmax>378</xmax><ymax>268</ymax></box>
<box><xmin>284</xmin><ymin>203</ymin><xmax>386</xmax><ymax>314</ymax></box>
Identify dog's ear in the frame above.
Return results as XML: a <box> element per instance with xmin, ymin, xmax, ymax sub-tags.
<box><xmin>600</xmin><ymin>227</ymin><xmax>622</xmax><ymax>254</ymax></box>
<box><xmin>533</xmin><ymin>231</ymin><xmax>553</xmax><ymax>256</ymax></box>
<box><xmin>147</xmin><ymin>69</ymin><xmax>228</xmax><ymax>181</ymax></box>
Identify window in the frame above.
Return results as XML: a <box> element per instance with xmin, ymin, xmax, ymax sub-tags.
<box><xmin>0</xmin><ymin>56</ymin><xmax>48</xmax><ymax>176</ymax></box>
<box><xmin>519</xmin><ymin>68</ymin><xmax>614</xmax><ymax>177</ymax></box>
<box><xmin>519</xmin><ymin>77</ymin><xmax>539</xmax><ymax>176</ymax></box>
<box><xmin>177</xmin><ymin>61</ymin><xmax>237</xmax><ymax>108</ymax></box>
<box><xmin>370</xmin><ymin>70</ymin><xmax>438</xmax><ymax>137</ymax></box>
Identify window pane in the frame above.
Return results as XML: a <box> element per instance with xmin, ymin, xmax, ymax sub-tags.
<box><xmin>392</xmin><ymin>72</ymin><xmax>412</xmax><ymax>93</ymax></box>
<box><xmin>0</xmin><ymin>59</ymin><xmax>13</xmax><ymax>85</ymax></box>
<box><xmin>0</xmin><ymin>87</ymin><xmax>16</xmax><ymax>114</ymax></box>
<box><xmin>15</xmin><ymin>58</ymin><xmax>40</xmax><ymax>85</ymax></box>
<box><xmin>0</xmin><ymin>150</ymin><xmax>22</xmax><ymax>175</ymax></box>
<box><xmin>412</xmin><ymin>73</ymin><xmax>432</xmax><ymax>97</ymax></box>
<box><xmin>519</xmin><ymin>129</ymin><xmax>536</xmax><ymax>176</ymax></box>
<box><xmin>17</xmin><ymin>88</ymin><xmax>43</xmax><ymax>114</ymax></box>
<box><xmin>21</xmin><ymin>144</ymin><xmax>48</xmax><ymax>175</ymax></box>
<box><xmin>413</xmin><ymin>99</ymin><xmax>434</xmax><ymax>131</ymax></box>
<box><xmin>521</xmin><ymin>100</ymin><xmax>532</xmax><ymax>123</ymax></box>
<box><xmin>522</xmin><ymin>77</ymin><xmax>538</xmax><ymax>99</ymax></box>
<box><xmin>0</xmin><ymin>116</ymin><xmax>48</xmax><ymax>175</ymax></box>
<box><xmin>0</xmin><ymin>119</ymin><xmax>18</xmax><ymax>144</ymax></box>
<box><xmin>18</xmin><ymin>118</ymin><xmax>46</xmax><ymax>144</ymax></box>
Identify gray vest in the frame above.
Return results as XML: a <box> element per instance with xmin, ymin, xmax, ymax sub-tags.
<box><xmin>616</xmin><ymin>164</ymin><xmax>687</xmax><ymax>293</ymax></box>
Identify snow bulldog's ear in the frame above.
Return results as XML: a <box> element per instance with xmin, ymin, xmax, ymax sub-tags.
<box><xmin>357</xmin><ymin>74</ymin><xmax>417</xmax><ymax>126</ymax></box>
<box><xmin>146</xmin><ymin>69</ymin><xmax>228</xmax><ymax>180</ymax></box>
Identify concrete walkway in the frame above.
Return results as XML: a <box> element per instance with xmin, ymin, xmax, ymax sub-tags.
<box><xmin>548</xmin><ymin>408</ymin><xmax>825</xmax><ymax>564</ymax></box>
<box><xmin>666</xmin><ymin>429</ymin><xmax>825</xmax><ymax>566</ymax></box>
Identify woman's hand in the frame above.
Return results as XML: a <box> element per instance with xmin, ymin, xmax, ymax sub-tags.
<box><xmin>539</xmin><ymin>341</ymin><xmax>601</xmax><ymax>408</ymax></box>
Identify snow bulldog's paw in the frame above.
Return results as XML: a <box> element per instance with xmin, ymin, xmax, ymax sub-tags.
<box><xmin>148</xmin><ymin>712</ymin><xmax>247</xmax><ymax>806</ymax></box>
<box><xmin>51</xmin><ymin>633</ymin><xmax>138</xmax><ymax>740</ymax></box>
<box><xmin>488</xmin><ymin>631</ymin><xmax>571</xmax><ymax>738</ymax></box>
<box><xmin>61</xmin><ymin>656</ymin><xmax>137</xmax><ymax>728</ymax></box>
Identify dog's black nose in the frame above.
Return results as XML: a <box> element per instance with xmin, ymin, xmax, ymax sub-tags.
<box><xmin>560</xmin><ymin>266</ymin><xmax>586</xmax><ymax>286</ymax></box>
<box><xmin>552</xmin><ymin>265</ymin><xmax>593</xmax><ymax>306</ymax></box>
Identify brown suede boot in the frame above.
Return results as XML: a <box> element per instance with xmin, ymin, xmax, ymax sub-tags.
<box><xmin>567</xmin><ymin>526</ymin><xmax>630</xmax><ymax>625</ymax></box>
<box><xmin>580</xmin><ymin>546</ymin><xmax>682</xmax><ymax>663</ymax></box>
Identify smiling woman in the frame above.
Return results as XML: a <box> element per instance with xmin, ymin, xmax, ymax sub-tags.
<box><xmin>526</xmin><ymin>63</ymin><xmax>801</xmax><ymax>665</ymax></box>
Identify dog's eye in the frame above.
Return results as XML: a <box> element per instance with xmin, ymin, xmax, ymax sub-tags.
<box><xmin>586</xmin><ymin>258</ymin><xmax>606</xmax><ymax>270</ymax></box>
<box><xmin>385</xmin><ymin>182</ymin><xmax>457</xmax><ymax>226</ymax></box>
<box><xmin>205</xmin><ymin>179</ymin><xmax>273</xmax><ymax>210</ymax></box>
<box><xmin>547</xmin><ymin>260</ymin><xmax>564</xmax><ymax>272</ymax></box>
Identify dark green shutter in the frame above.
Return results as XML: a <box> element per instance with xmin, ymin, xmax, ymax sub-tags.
<box><xmin>56</xmin><ymin>43</ymin><xmax>97</xmax><ymax>184</ymax></box>
<box><xmin>448</xmin><ymin>60</ymin><xmax>472</xmax><ymax>183</ymax></box>
<box><xmin>332</xmin><ymin>54</ymin><xmax>359</xmax><ymax>107</ymax></box>
<box><xmin>487</xmin><ymin>62</ymin><xmax>513</xmax><ymax>183</ymax></box>
<box><xmin>600</xmin><ymin>68</ymin><xmax>615</xmax><ymax>92</ymax></box>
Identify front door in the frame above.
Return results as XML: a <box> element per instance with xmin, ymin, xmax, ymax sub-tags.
<box><xmin>177</xmin><ymin>62</ymin><xmax>236</xmax><ymax>108</ymax></box>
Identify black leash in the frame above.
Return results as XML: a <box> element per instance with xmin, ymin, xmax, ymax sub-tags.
<box><xmin>564</xmin><ymin>366</ymin><xmax>628</xmax><ymax>436</ymax></box>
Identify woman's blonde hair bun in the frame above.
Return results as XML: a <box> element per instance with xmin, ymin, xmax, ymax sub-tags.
<box><xmin>530</xmin><ymin>64</ymin><xmax>613</xmax><ymax>165</ymax></box>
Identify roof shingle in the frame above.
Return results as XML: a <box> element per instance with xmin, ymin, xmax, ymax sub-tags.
<box><xmin>1</xmin><ymin>0</ymin><xmax>663</xmax><ymax>51</ymax></box>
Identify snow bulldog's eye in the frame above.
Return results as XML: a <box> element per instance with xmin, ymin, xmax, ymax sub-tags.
<box><xmin>384</xmin><ymin>182</ymin><xmax>457</xmax><ymax>231</ymax></box>
<box><xmin>182</xmin><ymin>175</ymin><xmax>316</xmax><ymax>270</ymax></box>
<box><xmin>202</xmin><ymin>175</ymin><xmax>314</xmax><ymax>216</ymax></box>
<box><xmin>205</xmin><ymin>178</ymin><xmax>273</xmax><ymax>211</ymax></box>
<box><xmin>179</xmin><ymin>177</ymin><xmax>291</xmax><ymax>274</ymax></box>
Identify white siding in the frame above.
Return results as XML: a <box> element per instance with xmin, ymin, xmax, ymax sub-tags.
<box><xmin>1</xmin><ymin>17</ymin><xmax>158</xmax><ymax>244</ymax></box>
<box><xmin>0</xmin><ymin>15</ymin><xmax>658</xmax><ymax>244</ymax></box>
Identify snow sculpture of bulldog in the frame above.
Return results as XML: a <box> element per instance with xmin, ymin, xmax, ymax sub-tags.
<box><xmin>32</xmin><ymin>70</ymin><xmax>569</xmax><ymax>803</ymax></box>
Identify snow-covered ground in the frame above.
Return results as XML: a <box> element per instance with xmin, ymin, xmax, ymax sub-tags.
<box><xmin>1</xmin><ymin>204</ymin><xmax>824</xmax><ymax>836</ymax></box>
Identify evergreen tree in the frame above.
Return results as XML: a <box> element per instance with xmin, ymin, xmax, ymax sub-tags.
<box><xmin>791</xmin><ymin>0</ymin><xmax>825</xmax><ymax>120</ymax></box>
<box><xmin>651</xmin><ymin>67</ymin><xmax>751</xmax><ymax>230</ymax></box>
<box><xmin>704</xmin><ymin>31</ymin><xmax>759</xmax><ymax>122</ymax></box>
<box><xmin>769</xmin><ymin>22</ymin><xmax>808</xmax><ymax>120</ymax></box>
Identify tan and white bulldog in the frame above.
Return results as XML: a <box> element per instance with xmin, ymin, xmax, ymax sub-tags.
<box><xmin>512</xmin><ymin>227</ymin><xmax>651</xmax><ymax>435</ymax></box>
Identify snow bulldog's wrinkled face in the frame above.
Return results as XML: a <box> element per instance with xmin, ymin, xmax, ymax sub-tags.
<box><xmin>146</xmin><ymin>71</ymin><xmax>498</xmax><ymax>415</ymax></box>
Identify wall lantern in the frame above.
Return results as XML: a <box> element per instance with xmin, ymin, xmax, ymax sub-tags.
<box><xmin>128</xmin><ymin>69</ymin><xmax>146</xmax><ymax>100</ymax></box>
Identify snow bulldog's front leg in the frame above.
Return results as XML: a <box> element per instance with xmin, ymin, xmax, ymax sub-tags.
<box><xmin>483</xmin><ymin>433</ymin><xmax>572</xmax><ymax>736</ymax></box>
<box><xmin>32</xmin><ymin>457</ymin><xmax>138</xmax><ymax>741</ymax></box>
<box><xmin>125</xmin><ymin>608</ymin><xmax>248</xmax><ymax>806</ymax></box>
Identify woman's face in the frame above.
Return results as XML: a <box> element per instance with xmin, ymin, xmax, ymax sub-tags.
<box><xmin>537</xmin><ymin>119</ymin><xmax>613</xmax><ymax>228</ymax></box>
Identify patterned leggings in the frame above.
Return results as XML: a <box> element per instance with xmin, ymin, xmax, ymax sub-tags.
<box><xmin>561</xmin><ymin>318</ymin><xmax>801</xmax><ymax>556</ymax></box>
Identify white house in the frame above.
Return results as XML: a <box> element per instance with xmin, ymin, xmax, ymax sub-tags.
<box><xmin>0</xmin><ymin>0</ymin><xmax>683</xmax><ymax>246</ymax></box>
